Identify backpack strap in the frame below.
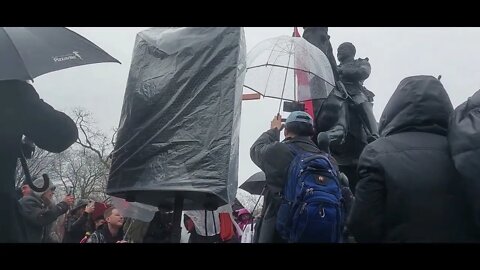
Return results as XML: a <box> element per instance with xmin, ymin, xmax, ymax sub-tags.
<box><xmin>285</xmin><ymin>142</ymin><xmax>305</xmax><ymax>156</ymax></box>
<box><xmin>286</xmin><ymin>143</ymin><xmax>337</xmax><ymax>176</ymax></box>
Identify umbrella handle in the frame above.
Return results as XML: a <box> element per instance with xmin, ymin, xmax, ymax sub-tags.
<box><xmin>250</xmin><ymin>185</ymin><xmax>265</xmax><ymax>227</ymax></box>
<box><xmin>123</xmin><ymin>219</ymin><xmax>134</xmax><ymax>241</ymax></box>
<box><xmin>247</xmin><ymin>185</ymin><xmax>266</xmax><ymax>243</ymax></box>
<box><xmin>19</xmin><ymin>146</ymin><xmax>50</xmax><ymax>193</ymax></box>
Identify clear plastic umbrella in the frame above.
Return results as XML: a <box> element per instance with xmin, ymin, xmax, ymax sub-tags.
<box><xmin>244</xmin><ymin>35</ymin><xmax>335</xmax><ymax>112</ymax></box>
<box><xmin>110</xmin><ymin>196</ymin><xmax>158</xmax><ymax>223</ymax></box>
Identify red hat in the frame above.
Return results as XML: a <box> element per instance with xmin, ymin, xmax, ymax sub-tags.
<box><xmin>92</xmin><ymin>202</ymin><xmax>110</xmax><ymax>220</ymax></box>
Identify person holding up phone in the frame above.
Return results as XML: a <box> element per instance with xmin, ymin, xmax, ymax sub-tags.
<box><xmin>19</xmin><ymin>177</ymin><xmax>74</xmax><ymax>242</ymax></box>
<box><xmin>62</xmin><ymin>199</ymin><xmax>95</xmax><ymax>243</ymax></box>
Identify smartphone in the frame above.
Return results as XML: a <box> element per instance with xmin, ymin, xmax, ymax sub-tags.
<box><xmin>283</xmin><ymin>101</ymin><xmax>305</xmax><ymax>113</ymax></box>
<box><xmin>88</xmin><ymin>200</ymin><xmax>95</xmax><ymax>207</ymax></box>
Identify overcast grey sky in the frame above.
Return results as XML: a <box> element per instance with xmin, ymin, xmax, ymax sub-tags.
<box><xmin>31</xmin><ymin>27</ymin><xmax>480</xmax><ymax>186</ymax></box>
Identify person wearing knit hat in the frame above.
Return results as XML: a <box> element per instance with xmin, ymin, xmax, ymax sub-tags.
<box><xmin>236</xmin><ymin>208</ymin><xmax>252</xmax><ymax>231</ymax></box>
<box><xmin>63</xmin><ymin>199</ymin><xmax>96</xmax><ymax>243</ymax></box>
<box><xmin>18</xmin><ymin>176</ymin><xmax>74</xmax><ymax>242</ymax></box>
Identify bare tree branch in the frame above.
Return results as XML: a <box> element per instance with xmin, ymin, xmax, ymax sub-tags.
<box><xmin>72</xmin><ymin>108</ymin><xmax>111</xmax><ymax>169</ymax></box>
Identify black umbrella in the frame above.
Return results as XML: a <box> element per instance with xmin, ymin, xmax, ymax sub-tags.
<box><xmin>240</xmin><ymin>172</ymin><xmax>267</xmax><ymax>237</ymax></box>
<box><xmin>2</xmin><ymin>27</ymin><xmax>121</xmax><ymax>193</ymax></box>
<box><xmin>0</xmin><ymin>27</ymin><xmax>120</xmax><ymax>81</ymax></box>
<box><xmin>232</xmin><ymin>197</ymin><xmax>246</xmax><ymax>212</ymax></box>
<box><xmin>239</xmin><ymin>171</ymin><xmax>266</xmax><ymax>195</ymax></box>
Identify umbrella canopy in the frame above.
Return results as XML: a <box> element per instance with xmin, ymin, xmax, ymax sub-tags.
<box><xmin>244</xmin><ymin>35</ymin><xmax>335</xmax><ymax>103</ymax></box>
<box><xmin>0</xmin><ymin>27</ymin><xmax>120</xmax><ymax>81</ymax></box>
<box><xmin>232</xmin><ymin>197</ymin><xmax>246</xmax><ymax>212</ymax></box>
<box><xmin>239</xmin><ymin>171</ymin><xmax>266</xmax><ymax>195</ymax></box>
<box><xmin>110</xmin><ymin>196</ymin><xmax>158</xmax><ymax>223</ymax></box>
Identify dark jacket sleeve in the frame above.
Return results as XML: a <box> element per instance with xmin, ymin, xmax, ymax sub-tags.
<box><xmin>16</xmin><ymin>81</ymin><xmax>78</xmax><ymax>153</ymax></box>
<box><xmin>448</xmin><ymin>89</ymin><xmax>480</xmax><ymax>229</ymax></box>
<box><xmin>65</xmin><ymin>213</ymin><xmax>89</xmax><ymax>233</ymax></box>
<box><xmin>347</xmin><ymin>145</ymin><xmax>386</xmax><ymax>242</ymax></box>
<box><xmin>250</xmin><ymin>128</ymin><xmax>293</xmax><ymax>192</ymax></box>
<box><xmin>20</xmin><ymin>197</ymin><xmax>69</xmax><ymax>226</ymax></box>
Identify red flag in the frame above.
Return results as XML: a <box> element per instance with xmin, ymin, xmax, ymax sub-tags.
<box><xmin>293</xmin><ymin>27</ymin><xmax>314</xmax><ymax>120</ymax></box>
<box><xmin>293</xmin><ymin>27</ymin><xmax>301</xmax><ymax>37</ymax></box>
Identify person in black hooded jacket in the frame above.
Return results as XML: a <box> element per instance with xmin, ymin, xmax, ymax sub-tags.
<box><xmin>0</xmin><ymin>80</ymin><xmax>78</xmax><ymax>243</ymax></box>
<box><xmin>348</xmin><ymin>75</ymin><xmax>479</xmax><ymax>242</ymax></box>
<box><xmin>63</xmin><ymin>199</ymin><xmax>95</xmax><ymax>243</ymax></box>
<box><xmin>448</xmin><ymin>89</ymin><xmax>480</xmax><ymax>231</ymax></box>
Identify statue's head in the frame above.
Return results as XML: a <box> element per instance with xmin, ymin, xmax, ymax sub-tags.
<box><xmin>337</xmin><ymin>42</ymin><xmax>356</xmax><ymax>62</ymax></box>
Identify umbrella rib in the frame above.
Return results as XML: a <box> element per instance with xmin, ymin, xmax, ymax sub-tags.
<box><xmin>0</xmin><ymin>28</ymin><xmax>34</xmax><ymax>80</ymax></box>
<box><xmin>265</xmin><ymin>38</ymin><xmax>282</xmax><ymax>65</ymax></box>
<box><xmin>294</xmin><ymin>69</ymin><xmax>297</xmax><ymax>102</ymax></box>
<box><xmin>247</xmin><ymin>63</ymin><xmax>335</xmax><ymax>88</ymax></box>
<box><xmin>293</xmin><ymin>54</ymin><xmax>297</xmax><ymax>102</ymax></box>
<box><xmin>244</xmin><ymin>86</ymin><xmax>326</xmax><ymax>102</ymax></box>
<box><xmin>278</xmin><ymin>41</ymin><xmax>294</xmax><ymax>112</ymax></box>
<box><xmin>261</xmin><ymin>49</ymin><xmax>284</xmax><ymax>97</ymax></box>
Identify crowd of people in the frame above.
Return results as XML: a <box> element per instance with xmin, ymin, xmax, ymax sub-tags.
<box><xmin>248</xmin><ymin>27</ymin><xmax>480</xmax><ymax>242</ymax></box>
<box><xmin>1</xmin><ymin>27</ymin><xmax>480</xmax><ymax>243</ymax></box>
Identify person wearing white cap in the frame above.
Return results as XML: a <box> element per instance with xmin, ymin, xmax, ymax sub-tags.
<box><xmin>250</xmin><ymin>112</ymin><xmax>324</xmax><ymax>243</ymax></box>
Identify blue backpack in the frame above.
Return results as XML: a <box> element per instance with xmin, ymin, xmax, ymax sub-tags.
<box><xmin>276</xmin><ymin>143</ymin><xmax>345</xmax><ymax>243</ymax></box>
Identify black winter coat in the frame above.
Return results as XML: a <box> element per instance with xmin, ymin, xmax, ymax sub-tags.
<box><xmin>0</xmin><ymin>80</ymin><xmax>78</xmax><ymax>242</ymax></box>
<box><xmin>349</xmin><ymin>75</ymin><xmax>479</xmax><ymax>242</ymax></box>
<box><xmin>18</xmin><ymin>195</ymin><xmax>69</xmax><ymax>243</ymax></box>
<box><xmin>448</xmin><ymin>89</ymin><xmax>480</xmax><ymax>230</ymax></box>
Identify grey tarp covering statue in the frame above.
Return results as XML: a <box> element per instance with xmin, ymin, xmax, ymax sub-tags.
<box><xmin>107</xmin><ymin>27</ymin><xmax>246</xmax><ymax>210</ymax></box>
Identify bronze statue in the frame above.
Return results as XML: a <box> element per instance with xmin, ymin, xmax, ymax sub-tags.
<box><xmin>301</xmin><ymin>27</ymin><xmax>342</xmax><ymax>136</ymax></box>
<box><xmin>337</xmin><ymin>42</ymin><xmax>378</xmax><ymax>143</ymax></box>
<box><xmin>302</xmin><ymin>28</ymin><xmax>379</xmax><ymax>193</ymax></box>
